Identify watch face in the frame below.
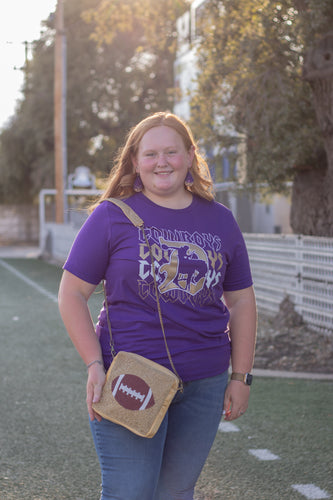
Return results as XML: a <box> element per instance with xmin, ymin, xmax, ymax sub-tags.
<box><xmin>245</xmin><ymin>374</ymin><xmax>253</xmax><ymax>386</ymax></box>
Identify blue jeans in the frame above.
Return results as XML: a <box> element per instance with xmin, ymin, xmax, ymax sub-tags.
<box><xmin>89</xmin><ymin>370</ymin><xmax>228</xmax><ymax>500</ymax></box>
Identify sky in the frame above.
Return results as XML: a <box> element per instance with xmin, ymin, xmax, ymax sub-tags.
<box><xmin>0</xmin><ymin>0</ymin><xmax>57</xmax><ymax>129</ymax></box>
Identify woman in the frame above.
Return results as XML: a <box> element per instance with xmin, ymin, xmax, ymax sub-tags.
<box><xmin>58</xmin><ymin>112</ymin><xmax>257</xmax><ymax>500</ymax></box>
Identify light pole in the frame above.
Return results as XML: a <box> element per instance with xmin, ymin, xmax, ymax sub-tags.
<box><xmin>54</xmin><ymin>0</ymin><xmax>68</xmax><ymax>223</ymax></box>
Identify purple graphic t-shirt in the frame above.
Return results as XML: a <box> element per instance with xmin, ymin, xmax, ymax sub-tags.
<box><xmin>63</xmin><ymin>193</ymin><xmax>253</xmax><ymax>382</ymax></box>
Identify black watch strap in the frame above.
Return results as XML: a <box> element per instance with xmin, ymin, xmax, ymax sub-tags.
<box><xmin>231</xmin><ymin>372</ymin><xmax>253</xmax><ymax>386</ymax></box>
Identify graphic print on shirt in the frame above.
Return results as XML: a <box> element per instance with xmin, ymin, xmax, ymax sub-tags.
<box><xmin>138</xmin><ymin>226</ymin><xmax>224</xmax><ymax>307</ymax></box>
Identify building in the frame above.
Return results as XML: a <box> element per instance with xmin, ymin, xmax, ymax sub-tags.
<box><xmin>173</xmin><ymin>0</ymin><xmax>292</xmax><ymax>234</ymax></box>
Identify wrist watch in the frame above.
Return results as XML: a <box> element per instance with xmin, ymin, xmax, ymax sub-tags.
<box><xmin>231</xmin><ymin>372</ymin><xmax>253</xmax><ymax>386</ymax></box>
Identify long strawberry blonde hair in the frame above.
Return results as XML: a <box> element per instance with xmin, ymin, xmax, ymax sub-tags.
<box><xmin>91</xmin><ymin>112</ymin><xmax>214</xmax><ymax>210</ymax></box>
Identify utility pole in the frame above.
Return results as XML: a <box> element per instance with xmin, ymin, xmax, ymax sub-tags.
<box><xmin>54</xmin><ymin>0</ymin><xmax>68</xmax><ymax>223</ymax></box>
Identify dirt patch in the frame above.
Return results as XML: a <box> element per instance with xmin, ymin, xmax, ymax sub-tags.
<box><xmin>254</xmin><ymin>297</ymin><xmax>333</xmax><ymax>374</ymax></box>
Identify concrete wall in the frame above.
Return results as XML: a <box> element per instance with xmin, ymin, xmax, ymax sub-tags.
<box><xmin>0</xmin><ymin>204</ymin><xmax>39</xmax><ymax>244</ymax></box>
<box><xmin>41</xmin><ymin>223</ymin><xmax>78</xmax><ymax>264</ymax></box>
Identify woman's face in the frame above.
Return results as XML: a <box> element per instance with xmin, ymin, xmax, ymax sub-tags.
<box><xmin>133</xmin><ymin>125</ymin><xmax>194</xmax><ymax>206</ymax></box>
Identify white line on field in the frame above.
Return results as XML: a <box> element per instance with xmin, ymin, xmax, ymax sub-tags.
<box><xmin>248</xmin><ymin>449</ymin><xmax>280</xmax><ymax>461</ymax></box>
<box><xmin>0</xmin><ymin>259</ymin><xmax>58</xmax><ymax>303</ymax></box>
<box><xmin>292</xmin><ymin>484</ymin><xmax>330</xmax><ymax>499</ymax></box>
<box><xmin>218</xmin><ymin>421</ymin><xmax>240</xmax><ymax>432</ymax></box>
<box><xmin>219</xmin><ymin>417</ymin><xmax>330</xmax><ymax>498</ymax></box>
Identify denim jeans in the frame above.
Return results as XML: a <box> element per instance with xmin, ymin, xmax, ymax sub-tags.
<box><xmin>89</xmin><ymin>370</ymin><xmax>228</xmax><ymax>500</ymax></box>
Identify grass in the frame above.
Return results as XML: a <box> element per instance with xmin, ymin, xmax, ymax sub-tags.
<box><xmin>0</xmin><ymin>258</ymin><xmax>332</xmax><ymax>500</ymax></box>
<box><xmin>196</xmin><ymin>378</ymin><xmax>333</xmax><ymax>499</ymax></box>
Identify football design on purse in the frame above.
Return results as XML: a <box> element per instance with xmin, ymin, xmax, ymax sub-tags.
<box><xmin>111</xmin><ymin>374</ymin><xmax>155</xmax><ymax>410</ymax></box>
<box><xmin>92</xmin><ymin>351</ymin><xmax>179</xmax><ymax>438</ymax></box>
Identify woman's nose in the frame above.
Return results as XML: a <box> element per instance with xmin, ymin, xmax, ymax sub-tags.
<box><xmin>156</xmin><ymin>152</ymin><xmax>167</xmax><ymax>166</ymax></box>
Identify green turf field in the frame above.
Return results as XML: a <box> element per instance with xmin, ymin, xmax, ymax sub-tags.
<box><xmin>0</xmin><ymin>257</ymin><xmax>332</xmax><ymax>500</ymax></box>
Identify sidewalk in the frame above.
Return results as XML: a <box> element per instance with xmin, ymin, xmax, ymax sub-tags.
<box><xmin>253</xmin><ymin>367</ymin><xmax>333</xmax><ymax>381</ymax></box>
<box><xmin>0</xmin><ymin>244</ymin><xmax>40</xmax><ymax>258</ymax></box>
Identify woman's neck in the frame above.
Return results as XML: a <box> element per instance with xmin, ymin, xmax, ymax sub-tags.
<box><xmin>141</xmin><ymin>190</ymin><xmax>193</xmax><ymax>209</ymax></box>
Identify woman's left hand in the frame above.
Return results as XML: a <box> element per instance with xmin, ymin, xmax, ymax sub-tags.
<box><xmin>223</xmin><ymin>380</ymin><xmax>250</xmax><ymax>421</ymax></box>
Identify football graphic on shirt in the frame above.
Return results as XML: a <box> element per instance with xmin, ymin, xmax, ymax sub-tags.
<box><xmin>111</xmin><ymin>374</ymin><xmax>155</xmax><ymax>410</ymax></box>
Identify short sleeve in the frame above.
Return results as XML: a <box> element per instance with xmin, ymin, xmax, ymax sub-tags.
<box><xmin>222</xmin><ymin>216</ymin><xmax>253</xmax><ymax>291</ymax></box>
<box><xmin>63</xmin><ymin>203</ymin><xmax>111</xmax><ymax>285</ymax></box>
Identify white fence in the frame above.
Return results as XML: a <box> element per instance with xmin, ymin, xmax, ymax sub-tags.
<box><xmin>38</xmin><ymin>190</ymin><xmax>333</xmax><ymax>334</ymax></box>
<box><xmin>244</xmin><ymin>234</ymin><xmax>333</xmax><ymax>333</ymax></box>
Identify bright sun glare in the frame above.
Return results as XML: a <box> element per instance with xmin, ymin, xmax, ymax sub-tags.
<box><xmin>0</xmin><ymin>0</ymin><xmax>57</xmax><ymax>128</ymax></box>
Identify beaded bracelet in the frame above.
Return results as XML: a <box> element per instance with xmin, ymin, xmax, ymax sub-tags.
<box><xmin>86</xmin><ymin>359</ymin><xmax>103</xmax><ymax>370</ymax></box>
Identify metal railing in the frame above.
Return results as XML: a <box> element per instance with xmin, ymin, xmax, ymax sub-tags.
<box><xmin>38</xmin><ymin>190</ymin><xmax>333</xmax><ymax>333</ymax></box>
<box><xmin>38</xmin><ymin>188</ymin><xmax>101</xmax><ymax>259</ymax></box>
<box><xmin>244</xmin><ymin>234</ymin><xmax>333</xmax><ymax>333</ymax></box>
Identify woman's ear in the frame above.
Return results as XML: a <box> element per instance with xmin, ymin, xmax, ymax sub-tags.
<box><xmin>131</xmin><ymin>155</ymin><xmax>139</xmax><ymax>172</ymax></box>
<box><xmin>188</xmin><ymin>145</ymin><xmax>195</xmax><ymax>166</ymax></box>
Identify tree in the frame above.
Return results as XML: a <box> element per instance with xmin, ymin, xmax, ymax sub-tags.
<box><xmin>0</xmin><ymin>33</ymin><xmax>55</xmax><ymax>203</ymax></box>
<box><xmin>298</xmin><ymin>30</ymin><xmax>333</xmax><ymax>235</ymax></box>
<box><xmin>0</xmin><ymin>0</ymin><xmax>187</xmax><ymax>204</ymax></box>
<box><xmin>190</xmin><ymin>0</ymin><xmax>333</xmax><ymax>235</ymax></box>
<box><xmin>80</xmin><ymin>0</ymin><xmax>188</xmax><ymax>131</ymax></box>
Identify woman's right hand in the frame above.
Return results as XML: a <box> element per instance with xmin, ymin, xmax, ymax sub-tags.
<box><xmin>86</xmin><ymin>364</ymin><xmax>106</xmax><ymax>422</ymax></box>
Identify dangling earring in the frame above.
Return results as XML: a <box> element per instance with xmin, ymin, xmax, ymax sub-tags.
<box><xmin>184</xmin><ymin>170</ymin><xmax>194</xmax><ymax>187</ymax></box>
<box><xmin>133</xmin><ymin>174</ymin><xmax>144</xmax><ymax>192</ymax></box>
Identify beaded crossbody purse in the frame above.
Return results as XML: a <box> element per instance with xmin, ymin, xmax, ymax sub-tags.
<box><xmin>92</xmin><ymin>198</ymin><xmax>183</xmax><ymax>438</ymax></box>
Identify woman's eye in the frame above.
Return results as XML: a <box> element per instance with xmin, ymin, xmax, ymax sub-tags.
<box><xmin>145</xmin><ymin>152</ymin><xmax>156</xmax><ymax>157</ymax></box>
<box><xmin>167</xmin><ymin>150</ymin><xmax>177</xmax><ymax>155</ymax></box>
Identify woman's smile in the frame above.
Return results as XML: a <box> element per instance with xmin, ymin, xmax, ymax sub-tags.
<box><xmin>154</xmin><ymin>169</ymin><xmax>173</xmax><ymax>175</ymax></box>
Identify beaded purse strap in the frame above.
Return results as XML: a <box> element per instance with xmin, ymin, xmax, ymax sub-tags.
<box><xmin>103</xmin><ymin>198</ymin><xmax>183</xmax><ymax>389</ymax></box>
